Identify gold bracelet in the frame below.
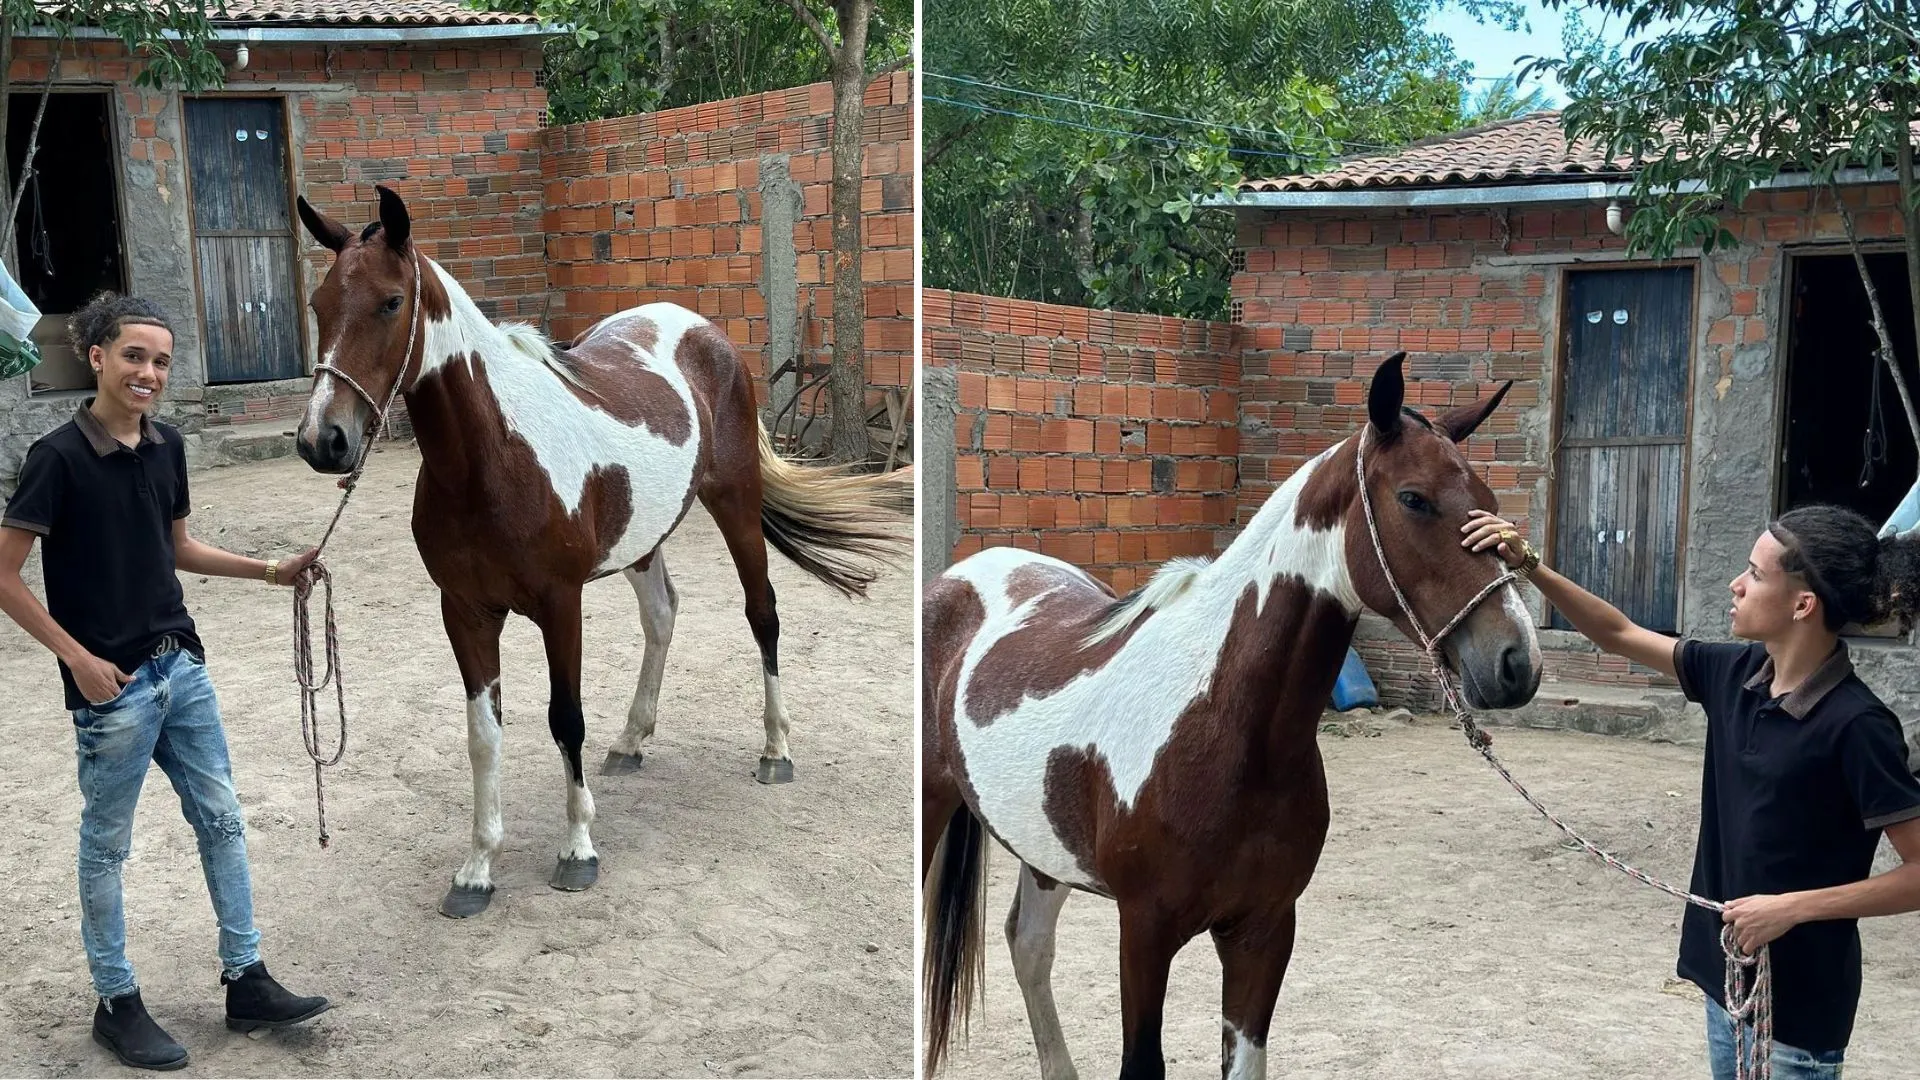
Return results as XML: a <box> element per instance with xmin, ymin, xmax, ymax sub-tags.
<box><xmin>1515</xmin><ymin>541</ymin><xmax>1541</xmax><ymax>580</ymax></box>
<box><xmin>265</xmin><ymin>561</ymin><xmax>277</xmax><ymax>586</ymax></box>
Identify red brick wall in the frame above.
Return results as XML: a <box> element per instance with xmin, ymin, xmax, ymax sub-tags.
<box><xmin>926</xmin><ymin>289</ymin><xmax>1243</xmax><ymax>594</ymax></box>
<box><xmin>541</xmin><ymin>75</ymin><xmax>914</xmax><ymax>407</ymax></box>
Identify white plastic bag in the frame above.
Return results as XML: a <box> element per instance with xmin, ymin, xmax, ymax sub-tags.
<box><xmin>0</xmin><ymin>258</ymin><xmax>41</xmax><ymax>380</ymax></box>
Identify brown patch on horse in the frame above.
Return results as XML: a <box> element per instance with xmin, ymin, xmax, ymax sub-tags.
<box><xmin>406</xmin><ymin>352</ymin><xmax>609</xmax><ymax>606</ymax></box>
<box><xmin>1041</xmin><ymin>746</ymin><xmax>1116</xmax><ymax>886</ymax></box>
<box><xmin>415</xmin><ymin>254</ymin><xmax>453</xmax><ymax>326</ymax></box>
<box><xmin>923</xmin><ymin>574</ymin><xmax>989</xmax><ymax>770</ymax></box>
<box><xmin>1293</xmin><ymin>437</ymin><xmax>1358</xmax><ymax>532</ymax></box>
<box><xmin>1006</xmin><ymin>562</ymin><xmax>1090</xmax><ymax>606</ymax></box>
<box><xmin>964</xmin><ymin>566</ymin><xmax>1144</xmax><ymax>727</ymax></box>
<box><xmin>1044</xmin><ymin>578</ymin><xmax>1349</xmax><ymax>911</ymax></box>
<box><xmin>556</xmin><ymin>319</ymin><xmax>693</xmax><ymax>446</ymax></box>
<box><xmin>580</xmin><ymin>465</ymin><xmax>636</xmax><ymax>569</ymax></box>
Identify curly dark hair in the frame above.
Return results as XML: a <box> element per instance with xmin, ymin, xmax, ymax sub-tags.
<box><xmin>1770</xmin><ymin>504</ymin><xmax>1920</xmax><ymax>630</ymax></box>
<box><xmin>67</xmin><ymin>292</ymin><xmax>172</xmax><ymax>361</ymax></box>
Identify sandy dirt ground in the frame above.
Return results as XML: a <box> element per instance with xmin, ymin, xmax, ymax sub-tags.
<box><xmin>0</xmin><ymin>448</ymin><xmax>914</xmax><ymax>1078</ymax></box>
<box><xmin>941</xmin><ymin>713</ymin><xmax>1920</xmax><ymax>1080</ymax></box>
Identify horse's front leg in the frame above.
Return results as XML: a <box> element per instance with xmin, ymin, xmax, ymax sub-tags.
<box><xmin>438</xmin><ymin>592</ymin><xmax>508</xmax><ymax>918</ymax></box>
<box><xmin>1211</xmin><ymin>906</ymin><xmax>1299</xmax><ymax>1080</ymax></box>
<box><xmin>1117</xmin><ymin>902</ymin><xmax>1189</xmax><ymax>1080</ymax></box>
<box><xmin>534</xmin><ymin>586</ymin><xmax>599</xmax><ymax>891</ymax></box>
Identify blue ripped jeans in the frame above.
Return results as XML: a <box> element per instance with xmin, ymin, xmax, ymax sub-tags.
<box><xmin>1706</xmin><ymin>996</ymin><xmax>1845</xmax><ymax>1079</ymax></box>
<box><xmin>72</xmin><ymin>646</ymin><xmax>260</xmax><ymax>999</ymax></box>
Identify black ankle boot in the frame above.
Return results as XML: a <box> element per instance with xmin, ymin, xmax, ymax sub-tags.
<box><xmin>221</xmin><ymin>961</ymin><xmax>330</xmax><ymax>1032</ymax></box>
<box><xmin>92</xmin><ymin>990</ymin><xmax>189</xmax><ymax>1071</ymax></box>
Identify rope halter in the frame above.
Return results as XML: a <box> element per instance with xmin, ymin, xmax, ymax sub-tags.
<box><xmin>1351</xmin><ymin>427</ymin><xmax>1773</xmax><ymax>1080</ymax></box>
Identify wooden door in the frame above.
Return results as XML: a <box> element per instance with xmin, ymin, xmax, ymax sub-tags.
<box><xmin>184</xmin><ymin>99</ymin><xmax>302</xmax><ymax>384</ymax></box>
<box><xmin>1550</xmin><ymin>267</ymin><xmax>1694</xmax><ymax>632</ymax></box>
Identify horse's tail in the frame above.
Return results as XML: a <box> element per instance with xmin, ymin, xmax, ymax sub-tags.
<box><xmin>923</xmin><ymin>802</ymin><xmax>989</xmax><ymax>1075</ymax></box>
<box><xmin>755</xmin><ymin>422</ymin><xmax>906</xmax><ymax>598</ymax></box>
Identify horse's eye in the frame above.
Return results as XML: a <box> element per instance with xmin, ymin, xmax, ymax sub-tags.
<box><xmin>1396</xmin><ymin>491</ymin><xmax>1434</xmax><ymax>515</ymax></box>
<box><xmin>382</xmin><ymin>295</ymin><xmax>403</xmax><ymax>314</ymax></box>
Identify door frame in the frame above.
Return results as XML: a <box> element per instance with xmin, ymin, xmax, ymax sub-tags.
<box><xmin>1771</xmin><ymin>241</ymin><xmax>1920</xmax><ymax>644</ymax></box>
<box><xmin>11</xmin><ymin>84</ymin><xmax>133</xmax><ymax>396</ymax></box>
<box><xmin>178</xmin><ymin>93</ymin><xmax>310</xmax><ymax>385</ymax></box>
<box><xmin>1541</xmin><ymin>259</ymin><xmax>1701</xmax><ymax>632</ymax></box>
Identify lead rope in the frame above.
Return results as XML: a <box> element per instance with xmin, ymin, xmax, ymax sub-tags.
<box><xmin>290</xmin><ymin>251</ymin><xmax>425</xmax><ymax>849</ymax></box>
<box><xmin>1353</xmin><ymin>432</ymin><xmax>1773</xmax><ymax>1080</ymax></box>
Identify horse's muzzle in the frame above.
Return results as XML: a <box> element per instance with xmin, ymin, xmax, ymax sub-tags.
<box><xmin>296</xmin><ymin>421</ymin><xmax>355</xmax><ymax>474</ymax></box>
<box><xmin>1452</xmin><ymin>636</ymin><xmax>1541</xmax><ymax>710</ymax></box>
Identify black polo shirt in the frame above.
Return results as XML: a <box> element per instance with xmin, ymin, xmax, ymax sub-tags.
<box><xmin>1</xmin><ymin>402</ymin><xmax>203</xmax><ymax>710</ymax></box>
<box><xmin>1674</xmin><ymin>638</ymin><xmax>1920</xmax><ymax>1053</ymax></box>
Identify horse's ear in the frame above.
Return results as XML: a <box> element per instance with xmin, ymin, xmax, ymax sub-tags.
<box><xmin>376</xmin><ymin>184</ymin><xmax>411</xmax><ymax>250</ymax></box>
<box><xmin>1437</xmin><ymin>381</ymin><xmax>1513</xmax><ymax>443</ymax></box>
<box><xmin>297</xmin><ymin>195</ymin><xmax>350</xmax><ymax>253</ymax></box>
<box><xmin>1368</xmin><ymin>353</ymin><xmax>1407</xmax><ymax>436</ymax></box>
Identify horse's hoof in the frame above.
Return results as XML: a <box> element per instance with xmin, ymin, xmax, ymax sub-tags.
<box><xmin>600</xmin><ymin>750</ymin><xmax>644</xmax><ymax>775</ymax></box>
<box><xmin>756</xmin><ymin>756</ymin><xmax>795</xmax><ymax>784</ymax></box>
<box><xmin>550</xmin><ymin>856</ymin><xmax>599</xmax><ymax>892</ymax></box>
<box><xmin>439</xmin><ymin>883</ymin><xmax>494</xmax><ymax>918</ymax></box>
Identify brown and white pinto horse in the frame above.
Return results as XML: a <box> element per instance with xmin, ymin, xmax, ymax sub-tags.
<box><xmin>922</xmin><ymin>355</ymin><xmax>1542</xmax><ymax>1079</ymax></box>
<box><xmin>294</xmin><ymin>186</ymin><xmax>902</xmax><ymax>918</ymax></box>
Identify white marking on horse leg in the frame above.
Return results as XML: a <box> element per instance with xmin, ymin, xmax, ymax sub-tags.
<box><xmin>761</xmin><ymin>671</ymin><xmax>793</xmax><ymax>761</ymax></box>
<box><xmin>453</xmin><ymin>682</ymin><xmax>503</xmax><ymax>890</ymax></box>
<box><xmin>612</xmin><ymin>557</ymin><xmax>676</xmax><ymax>757</ymax></box>
<box><xmin>558</xmin><ymin>754</ymin><xmax>598</xmax><ymax>862</ymax></box>
<box><xmin>1007</xmin><ymin>865</ymin><xmax>1078</xmax><ymax>1080</ymax></box>
<box><xmin>1222</xmin><ymin>1022</ymin><xmax>1265</xmax><ymax>1080</ymax></box>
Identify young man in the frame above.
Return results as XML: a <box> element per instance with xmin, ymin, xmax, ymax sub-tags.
<box><xmin>1463</xmin><ymin>504</ymin><xmax>1920</xmax><ymax>1079</ymax></box>
<box><xmin>0</xmin><ymin>294</ymin><xmax>330</xmax><ymax>1071</ymax></box>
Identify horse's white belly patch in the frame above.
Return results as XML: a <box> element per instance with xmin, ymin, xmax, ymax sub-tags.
<box><xmin>488</xmin><ymin>303</ymin><xmax>705</xmax><ymax>574</ymax></box>
<box><xmin>949</xmin><ymin>547</ymin><xmax>1238</xmax><ymax>888</ymax></box>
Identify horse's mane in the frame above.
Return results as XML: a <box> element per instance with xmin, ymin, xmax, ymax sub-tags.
<box><xmin>1084</xmin><ymin>556</ymin><xmax>1212</xmax><ymax>647</ymax></box>
<box><xmin>498</xmin><ymin>321</ymin><xmax>599</xmax><ymax>399</ymax></box>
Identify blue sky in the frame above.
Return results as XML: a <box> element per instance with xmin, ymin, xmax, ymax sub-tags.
<box><xmin>1425</xmin><ymin>1</ymin><xmax>1671</xmax><ymax>106</ymax></box>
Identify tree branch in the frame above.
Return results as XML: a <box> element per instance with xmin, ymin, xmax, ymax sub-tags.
<box><xmin>1835</xmin><ymin>191</ymin><xmax>1920</xmax><ymax>453</ymax></box>
<box><xmin>924</xmin><ymin>114</ymin><xmax>983</xmax><ymax>169</ymax></box>
<box><xmin>871</xmin><ymin>48</ymin><xmax>911</xmax><ymax>79</ymax></box>
<box><xmin>780</xmin><ymin>0</ymin><xmax>837</xmax><ymax>60</ymax></box>
<box><xmin>2</xmin><ymin>45</ymin><xmax>63</xmax><ymax>264</ymax></box>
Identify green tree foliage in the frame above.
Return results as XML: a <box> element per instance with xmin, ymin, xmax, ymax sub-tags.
<box><xmin>483</xmin><ymin>0</ymin><xmax>909</xmax><ymax>123</ymax></box>
<box><xmin>1466</xmin><ymin>73</ymin><xmax>1555</xmax><ymax>124</ymax></box>
<box><xmin>923</xmin><ymin>0</ymin><xmax>1522</xmax><ymax>318</ymax></box>
<box><xmin>1527</xmin><ymin>0</ymin><xmax>1920</xmax><ymax>446</ymax></box>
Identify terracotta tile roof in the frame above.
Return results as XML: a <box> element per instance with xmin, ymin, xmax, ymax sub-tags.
<box><xmin>1241</xmin><ymin>112</ymin><xmax>1635</xmax><ymax>193</ymax></box>
<box><xmin>205</xmin><ymin>1</ymin><xmax>544</xmax><ymax>27</ymax></box>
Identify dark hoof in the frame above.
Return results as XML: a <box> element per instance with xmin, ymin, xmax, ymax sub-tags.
<box><xmin>550</xmin><ymin>856</ymin><xmax>600</xmax><ymax>891</ymax></box>
<box><xmin>438</xmin><ymin>883</ymin><xmax>494</xmax><ymax>918</ymax></box>
<box><xmin>756</xmin><ymin>756</ymin><xmax>795</xmax><ymax>784</ymax></box>
<box><xmin>600</xmin><ymin>750</ymin><xmax>644</xmax><ymax>775</ymax></box>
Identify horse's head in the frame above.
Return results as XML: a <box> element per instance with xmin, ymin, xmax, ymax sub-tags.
<box><xmin>293</xmin><ymin>184</ymin><xmax>439</xmax><ymax>474</ymax></box>
<box><xmin>1347</xmin><ymin>353</ymin><xmax>1541</xmax><ymax>710</ymax></box>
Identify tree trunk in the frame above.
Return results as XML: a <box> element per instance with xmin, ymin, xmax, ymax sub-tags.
<box><xmin>1070</xmin><ymin>200</ymin><xmax>1095</xmax><ymax>306</ymax></box>
<box><xmin>824</xmin><ymin>0</ymin><xmax>871</xmax><ymax>465</ymax></box>
<box><xmin>1837</xmin><ymin>194</ymin><xmax>1920</xmax><ymax>453</ymax></box>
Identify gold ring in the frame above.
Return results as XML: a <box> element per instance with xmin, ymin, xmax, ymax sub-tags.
<box><xmin>1498</xmin><ymin>529</ymin><xmax>1519</xmax><ymax>545</ymax></box>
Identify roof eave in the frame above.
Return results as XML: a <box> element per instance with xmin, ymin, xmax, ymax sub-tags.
<box><xmin>1202</xmin><ymin>165</ymin><xmax>1901</xmax><ymax>210</ymax></box>
<box><xmin>23</xmin><ymin>21</ymin><xmax>564</xmax><ymax>43</ymax></box>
